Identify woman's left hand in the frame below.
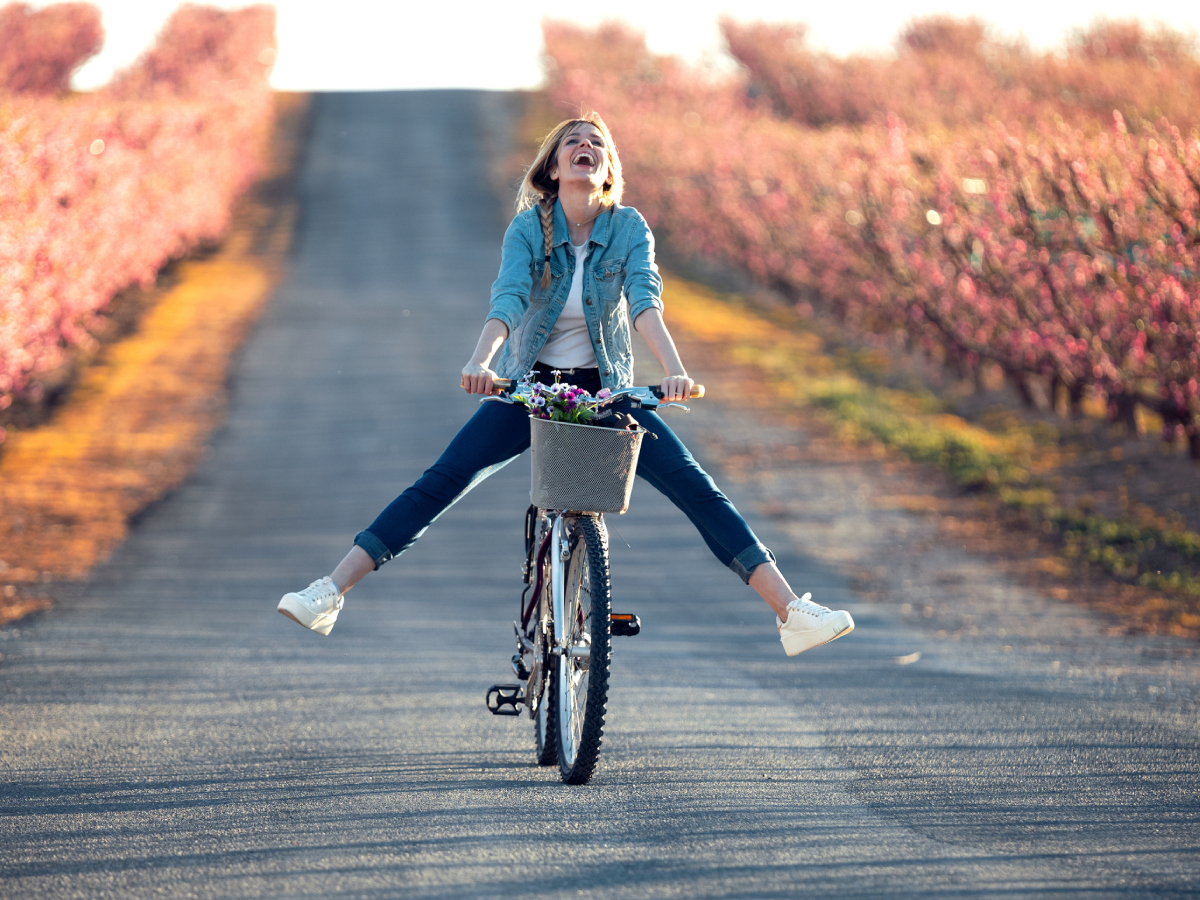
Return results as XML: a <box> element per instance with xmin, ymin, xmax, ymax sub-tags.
<box><xmin>659</xmin><ymin>374</ymin><xmax>695</xmax><ymax>403</ymax></box>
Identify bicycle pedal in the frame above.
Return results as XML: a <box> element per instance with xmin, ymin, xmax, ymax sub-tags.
<box><xmin>485</xmin><ymin>684</ymin><xmax>524</xmax><ymax>716</ymax></box>
<box><xmin>610</xmin><ymin>613</ymin><xmax>641</xmax><ymax>637</ymax></box>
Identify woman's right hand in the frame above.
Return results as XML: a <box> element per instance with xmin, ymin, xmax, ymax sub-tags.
<box><xmin>460</xmin><ymin>362</ymin><xmax>499</xmax><ymax>395</ymax></box>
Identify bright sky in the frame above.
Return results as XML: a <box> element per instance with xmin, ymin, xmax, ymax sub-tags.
<box><xmin>71</xmin><ymin>0</ymin><xmax>1200</xmax><ymax>92</ymax></box>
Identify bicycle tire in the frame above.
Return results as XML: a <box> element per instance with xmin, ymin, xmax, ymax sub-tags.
<box><xmin>554</xmin><ymin>516</ymin><xmax>611</xmax><ymax>785</ymax></box>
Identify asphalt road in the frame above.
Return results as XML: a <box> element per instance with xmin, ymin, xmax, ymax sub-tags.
<box><xmin>2</xmin><ymin>91</ymin><xmax>1198</xmax><ymax>898</ymax></box>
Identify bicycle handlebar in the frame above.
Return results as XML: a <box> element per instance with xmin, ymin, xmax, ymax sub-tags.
<box><xmin>491</xmin><ymin>379</ymin><xmax>704</xmax><ymax>400</ymax></box>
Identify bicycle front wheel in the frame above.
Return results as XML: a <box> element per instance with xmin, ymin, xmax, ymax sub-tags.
<box><xmin>554</xmin><ymin>515</ymin><xmax>612</xmax><ymax>785</ymax></box>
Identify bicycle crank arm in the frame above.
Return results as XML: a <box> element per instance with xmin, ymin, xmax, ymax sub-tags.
<box><xmin>512</xmin><ymin>621</ymin><xmax>534</xmax><ymax>655</ymax></box>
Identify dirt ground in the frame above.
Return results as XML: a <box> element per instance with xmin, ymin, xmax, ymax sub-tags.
<box><xmin>642</xmin><ymin>330</ymin><xmax>1200</xmax><ymax>711</ymax></box>
<box><xmin>872</xmin><ymin>329</ymin><xmax>1200</xmax><ymax>553</ymax></box>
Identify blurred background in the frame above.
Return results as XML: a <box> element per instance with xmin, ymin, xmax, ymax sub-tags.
<box><xmin>5</xmin><ymin>0</ymin><xmax>1200</xmax><ymax>634</ymax></box>
<box><xmin>73</xmin><ymin>0</ymin><xmax>1200</xmax><ymax>91</ymax></box>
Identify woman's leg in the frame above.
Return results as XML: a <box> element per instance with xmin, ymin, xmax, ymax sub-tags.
<box><xmin>629</xmin><ymin>408</ymin><xmax>771</xmax><ymax>571</ymax></box>
<box><xmin>627</xmin><ymin>406</ymin><xmax>852</xmax><ymax>654</ymax></box>
<box><xmin>626</xmin><ymin>408</ymin><xmax>804</xmax><ymax>619</ymax></box>
<box><xmin>746</xmin><ymin>562</ymin><xmax>804</xmax><ymax>622</ymax></box>
<box><xmin>280</xmin><ymin>400</ymin><xmax>533</xmax><ymax>633</ymax></box>
<box><xmin>329</xmin><ymin>545</ymin><xmax>376</xmax><ymax>595</ymax></box>
<box><xmin>334</xmin><ymin>399</ymin><xmax>533</xmax><ymax>591</ymax></box>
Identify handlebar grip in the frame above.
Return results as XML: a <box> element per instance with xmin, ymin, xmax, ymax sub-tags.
<box><xmin>651</xmin><ymin>384</ymin><xmax>706</xmax><ymax>400</ymax></box>
<box><xmin>492</xmin><ymin>378</ymin><xmax>513</xmax><ymax>391</ymax></box>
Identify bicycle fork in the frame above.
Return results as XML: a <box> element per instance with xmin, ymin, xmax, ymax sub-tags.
<box><xmin>549</xmin><ymin>515</ymin><xmax>569</xmax><ymax>656</ymax></box>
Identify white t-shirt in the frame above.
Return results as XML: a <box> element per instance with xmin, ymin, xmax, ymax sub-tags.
<box><xmin>539</xmin><ymin>241</ymin><xmax>599</xmax><ymax>369</ymax></box>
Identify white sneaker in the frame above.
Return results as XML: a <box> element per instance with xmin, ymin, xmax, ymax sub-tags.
<box><xmin>777</xmin><ymin>593</ymin><xmax>854</xmax><ymax>656</ymax></box>
<box><xmin>278</xmin><ymin>576</ymin><xmax>343</xmax><ymax>636</ymax></box>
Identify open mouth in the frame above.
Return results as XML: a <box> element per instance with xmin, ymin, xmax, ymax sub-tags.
<box><xmin>572</xmin><ymin>150</ymin><xmax>596</xmax><ymax>167</ymax></box>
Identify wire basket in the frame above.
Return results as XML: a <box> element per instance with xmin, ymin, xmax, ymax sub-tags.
<box><xmin>529</xmin><ymin>416</ymin><xmax>645</xmax><ymax>514</ymax></box>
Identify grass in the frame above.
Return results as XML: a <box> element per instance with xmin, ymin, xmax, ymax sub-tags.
<box><xmin>660</xmin><ymin>272</ymin><xmax>1034</xmax><ymax>487</ymax></box>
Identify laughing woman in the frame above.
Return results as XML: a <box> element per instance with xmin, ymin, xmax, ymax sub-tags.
<box><xmin>277</xmin><ymin>113</ymin><xmax>854</xmax><ymax>657</ymax></box>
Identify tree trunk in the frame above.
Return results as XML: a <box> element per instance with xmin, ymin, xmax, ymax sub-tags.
<box><xmin>1187</xmin><ymin>417</ymin><xmax>1200</xmax><ymax>461</ymax></box>
<box><xmin>1068</xmin><ymin>381</ymin><xmax>1086</xmax><ymax>418</ymax></box>
<box><xmin>950</xmin><ymin>353</ymin><xmax>966</xmax><ymax>383</ymax></box>
<box><xmin>1007</xmin><ymin>369</ymin><xmax>1036</xmax><ymax>409</ymax></box>
<box><xmin>1112</xmin><ymin>394</ymin><xmax>1142</xmax><ymax>436</ymax></box>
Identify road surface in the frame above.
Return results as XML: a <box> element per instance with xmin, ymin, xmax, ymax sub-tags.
<box><xmin>2</xmin><ymin>91</ymin><xmax>1198</xmax><ymax>898</ymax></box>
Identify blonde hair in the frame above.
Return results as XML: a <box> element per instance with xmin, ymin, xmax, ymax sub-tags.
<box><xmin>516</xmin><ymin>114</ymin><xmax>624</xmax><ymax>289</ymax></box>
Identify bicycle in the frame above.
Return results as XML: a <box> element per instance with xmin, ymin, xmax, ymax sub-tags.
<box><xmin>484</xmin><ymin>379</ymin><xmax>704</xmax><ymax>784</ymax></box>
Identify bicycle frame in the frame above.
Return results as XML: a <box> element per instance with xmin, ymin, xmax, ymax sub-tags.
<box><xmin>484</xmin><ymin>374</ymin><xmax>703</xmax><ymax>783</ymax></box>
<box><xmin>494</xmin><ymin>376</ymin><xmax>704</xmax><ymax>656</ymax></box>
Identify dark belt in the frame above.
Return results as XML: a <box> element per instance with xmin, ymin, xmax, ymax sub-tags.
<box><xmin>536</xmin><ymin>365</ymin><xmax>599</xmax><ymax>376</ymax></box>
<box><xmin>532</xmin><ymin>363</ymin><xmax>602</xmax><ymax>391</ymax></box>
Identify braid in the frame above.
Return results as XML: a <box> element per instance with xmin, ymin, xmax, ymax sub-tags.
<box><xmin>537</xmin><ymin>196</ymin><xmax>555</xmax><ymax>289</ymax></box>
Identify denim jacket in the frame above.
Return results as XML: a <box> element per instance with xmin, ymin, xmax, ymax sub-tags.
<box><xmin>487</xmin><ymin>200</ymin><xmax>664</xmax><ymax>389</ymax></box>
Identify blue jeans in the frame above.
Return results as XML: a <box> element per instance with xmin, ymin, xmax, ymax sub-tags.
<box><xmin>354</xmin><ymin>376</ymin><xmax>774</xmax><ymax>583</ymax></box>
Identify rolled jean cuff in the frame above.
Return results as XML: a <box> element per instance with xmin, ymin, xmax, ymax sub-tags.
<box><xmin>729</xmin><ymin>542</ymin><xmax>775</xmax><ymax>584</ymax></box>
<box><xmin>353</xmin><ymin>530</ymin><xmax>393</xmax><ymax>569</ymax></box>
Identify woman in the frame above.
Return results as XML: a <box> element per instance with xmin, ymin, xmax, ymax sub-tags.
<box><xmin>277</xmin><ymin>114</ymin><xmax>853</xmax><ymax>657</ymax></box>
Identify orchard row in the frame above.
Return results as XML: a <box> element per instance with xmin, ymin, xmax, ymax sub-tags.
<box><xmin>544</xmin><ymin>20</ymin><xmax>1200</xmax><ymax>460</ymax></box>
<box><xmin>723</xmin><ymin>17</ymin><xmax>1200</xmax><ymax>129</ymax></box>
<box><xmin>0</xmin><ymin>3</ymin><xmax>275</xmax><ymax>422</ymax></box>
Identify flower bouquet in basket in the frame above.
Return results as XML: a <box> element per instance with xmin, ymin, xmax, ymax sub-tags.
<box><xmin>511</xmin><ymin>371</ymin><xmax>639</xmax><ymax>431</ymax></box>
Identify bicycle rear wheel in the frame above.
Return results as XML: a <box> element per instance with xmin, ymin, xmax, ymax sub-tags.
<box><xmin>554</xmin><ymin>516</ymin><xmax>611</xmax><ymax>785</ymax></box>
